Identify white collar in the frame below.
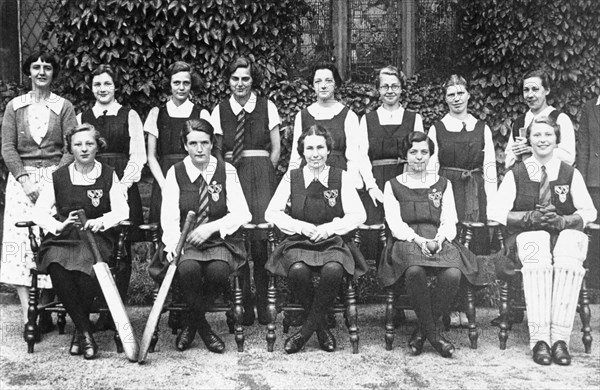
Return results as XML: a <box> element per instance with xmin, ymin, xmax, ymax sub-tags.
<box><xmin>302</xmin><ymin>165</ymin><xmax>331</xmax><ymax>188</ymax></box>
<box><xmin>166</xmin><ymin>98</ymin><xmax>194</xmax><ymax>116</ymax></box>
<box><xmin>68</xmin><ymin>160</ymin><xmax>103</xmax><ymax>184</ymax></box>
<box><xmin>525</xmin><ymin>105</ymin><xmax>556</xmax><ymax>122</ymax></box>
<box><xmin>12</xmin><ymin>92</ymin><xmax>65</xmax><ymax>115</ymax></box>
<box><xmin>442</xmin><ymin>113</ymin><xmax>477</xmax><ymax>129</ymax></box>
<box><xmin>307</xmin><ymin>101</ymin><xmax>345</xmax><ymax>119</ymax></box>
<box><xmin>525</xmin><ymin>155</ymin><xmax>561</xmax><ymax>174</ymax></box>
<box><xmin>229</xmin><ymin>92</ymin><xmax>257</xmax><ymax>115</ymax></box>
<box><xmin>92</xmin><ymin>101</ymin><xmax>122</xmax><ymax>117</ymax></box>
<box><xmin>183</xmin><ymin>155</ymin><xmax>218</xmax><ymax>183</ymax></box>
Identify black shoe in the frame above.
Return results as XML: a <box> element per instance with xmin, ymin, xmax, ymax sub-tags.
<box><xmin>81</xmin><ymin>332</ymin><xmax>98</xmax><ymax>360</ymax></box>
<box><xmin>175</xmin><ymin>326</ymin><xmax>197</xmax><ymax>351</ymax></box>
<box><xmin>38</xmin><ymin>312</ymin><xmax>56</xmax><ymax>334</ymax></box>
<box><xmin>430</xmin><ymin>336</ymin><xmax>455</xmax><ymax>358</ymax></box>
<box><xmin>198</xmin><ymin>328</ymin><xmax>225</xmax><ymax>354</ymax></box>
<box><xmin>316</xmin><ymin>329</ymin><xmax>336</xmax><ymax>352</ymax></box>
<box><xmin>532</xmin><ymin>340</ymin><xmax>552</xmax><ymax>366</ymax></box>
<box><xmin>408</xmin><ymin>328</ymin><xmax>426</xmax><ymax>356</ymax></box>
<box><xmin>242</xmin><ymin>307</ymin><xmax>256</xmax><ymax>326</ymax></box>
<box><xmin>70</xmin><ymin>330</ymin><xmax>82</xmax><ymax>356</ymax></box>
<box><xmin>284</xmin><ymin>331</ymin><xmax>307</xmax><ymax>354</ymax></box>
<box><xmin>551</xmin><ymin>340</ymin><xmax>571</xmax><ymax>366</ymax></box>
<box><xmin>393</xmin><ymin>309</ymin><xmax>407</xmax><ymax>329</ymax></box>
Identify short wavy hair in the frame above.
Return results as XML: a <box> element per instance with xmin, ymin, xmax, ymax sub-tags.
<box><xmin>22</xmin><ymin>50</ymin><xmax>60</xmax><ymax>79</ymax></box>
<box><xmin>400</xmin><ymin>131</ymin><xmax>435</xmax><ymax>160</ymax></box>
<box><xmin>296</xmin><ymin>124</ymin><xmax>334</xmax><ymax>158</ymax></box>
<box><xmin>180</xmin><ymin>119</ymin><xmax>215</xmax><ymax>149</ymax></box>
<box><xmin>65</xmin><ymin>123</ymin><xmax>107</xmax><ymax>154</ymax></box>
<box><xmin>522</xmin><ymin>68</ymin><xmax>551</xmax><ymax>91</ymax></box>
<box><xmin>163</xmin><ymin>61</ymin><xmax>202</xmax><ymax>92</ymax></box>
<box><xmin>91</xmin><ymin>64</ymin><xmax>119</xmax><ymax>89</ymax></box>
<box><xmin>224</xmin><ymin>56</ymin><xmax>263</xmax><ymax>86</ymax></box>
<box><xmin>526</xmin><ymin>114</ymin><xmax>561</xmax><ymax>145</ymax></box>
<box><xmin>309</xmin><ymin>61</ymin><xmax>343</xmax><ymax>88</ymax></box>
<box><xmin>376</xmin><ymin>65</ymin><xmax>406</xmax><ymax>89</ymax></box>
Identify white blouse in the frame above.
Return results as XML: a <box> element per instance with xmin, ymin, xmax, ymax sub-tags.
<box><xmin>357</xmin><ymin>106</ymin><xmax>425</xmax><ymax>190</ymax></box>
<box><xmin>76</xmin><ymin>101</ymin><xmax>147</xmax><ymax>188</ymax></box>
<box><xmin>33</xmin><ymin>160</ymin><xmax>130</xmax><ymax>235</ymax></box>
<box><xmin>488</xmin><ymin>155</ymin><xmax>596</xmax><ymax>226</ymax></box>
<box><xmin>428</xmin><ymin>113</ymin><xmax>498</xmax><ymax>218</ymax></box>
<box><xmin>143</xmin><ymin>99</ymin><xmax>211</xmax><ymax>138</ymax></box>
<box><xmin>265</xmin><ymin>165</ymin><xmax>366</xmax><ymax>236</ymax></box>
<box><xmin>504</xmin><ymin>106</ymin><xmax>576</xmax><ymax>168</ymax></box>
<box><xmin>289</xmin><ymin>102</ymin><xmax>363</xmax><ymax>188</ymax></box>
<box><xmin>161</xmin><ymin>155</ymin><xmax>252</xmax><ymax>254</ymax></box>
<box><xmin>384</xmin><ymin>173</ymin><xmax>457</xmax><ymax>242</ymax></box>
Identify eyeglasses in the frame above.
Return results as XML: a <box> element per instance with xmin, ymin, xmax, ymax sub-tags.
<box><xmin>379</xmin><ymin>84</ymin><xmax>401</xmax><ymax>92</ymax></box>
<box><xmin>314</xmin><ymin>79</ymin><xmax>335</xmax><ymax>87</ymax></box>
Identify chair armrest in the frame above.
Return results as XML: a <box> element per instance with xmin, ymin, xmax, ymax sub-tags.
<box><xmin>585</xmin><ymin>222</ymin><xmax>599</xmax><ymax>233</ymax></box>
<box><xmin>16</xmin><ymin>220</ymin><xmax>36</xmax><ymax>228</ymax></box>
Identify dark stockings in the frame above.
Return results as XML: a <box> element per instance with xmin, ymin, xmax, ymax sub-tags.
<box><xmin>404</xmin><ymin>265</ymin><xmax>461</xmax><ymax>342</ymax></box>
<box><xmin>251</xmin><ymin>241</ymin><xmax>269</xmax><ymax>313</ymax></box>
<box><xmin>177</xmin><ymin>260</ymin><xmax>230</xmax><ymax>332</ymax></box>
<box><xmin>288</xmin><ymin>262</ymin><xmax>344</xmax><ymax>340</ymax></box>
<box><xmin>47</xmin><ymin>264</ymin><xmax>101</xmax><ymax>334</ymax></box>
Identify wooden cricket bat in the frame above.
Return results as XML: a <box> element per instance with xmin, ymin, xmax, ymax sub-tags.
<box><xmin>76</xmin><ymin>210</ymin><xmax>139</xmax><ymax>362</ymax></box>
<box><xmin>137</xmin><ymin>210</ymin><xmax>196</xmax><ymax>364</ymax></box>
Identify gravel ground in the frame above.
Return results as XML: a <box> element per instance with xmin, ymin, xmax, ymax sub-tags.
<box><xmin>1</xmin><ymin>303</ymin><xmax>599</xmax><ymax>390</ymax></box>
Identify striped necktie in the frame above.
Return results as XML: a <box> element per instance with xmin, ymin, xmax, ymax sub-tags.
<box><xmin>232</xmin><ymin>109</ymin><xmax>246</xmax><ymax>166</ymax></box>
<box><xmin>539</xmin><ymin>165</ymin><xmax>551</xmax><ymax>206</ymax></box>
<box><xmin>196</xmin><ymin>175</ymin><xmax>210</xmax><ymax>226</ymax></box>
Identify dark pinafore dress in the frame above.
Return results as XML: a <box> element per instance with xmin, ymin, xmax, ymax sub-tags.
<box><xmin>378</xmin><ymin>176</ymin><xmax>495</xmax><ymax>288</ymax></box>
<box><xmin>37</xmin><ymin>163</ymin><xmax>117</xmax><ymax>276</ymax></box>
<box><xmin>220</xmin><ymin>97</ymin><xmax>275</xmax><ymax>239</ymax></box>
<box><xmin>435</xmin><ymin>120</ymin><xmax>487</xmax><ymax>223</ymax></box>
<box><xmin>81</xmin><ymin>109</ymin><xmax>144</xmax><ymax>231</ymax></box>
<box><xmin>499</xmin><ymin>161</ymin><xmax>578</xmax><ymax>273</ymax></box>
<box><xmin>175</xmin><ymin>160</ymin><xmax>247</xmax><ymax>270</ymax></box>
<box><xmin>301</xmin><ymin>107</ymin><xmax>350</xmax><ymax>170</ymax></box>
<box><xmin>362</xmin><ymin>110</ymin><xmax>416</xmax><ymax>224</ymax></box>
<box><xmin>265</xmin><ymin>167</ymin><xmax>368</xmax><ymax>278</ymax></box>
<box><xmin>148</xmin><ymin>104</ymin><xmax>203</xmax><ymax>223</ymax></box>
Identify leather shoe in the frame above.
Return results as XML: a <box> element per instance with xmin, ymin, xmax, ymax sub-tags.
<box><xmin>284</xmin><ymin>331</ymin><xmax>307</xmax><ymax>354</ymax></box>
<box><xmin>551</xmin><ymin>340</ymin><xmax>571</xmax><ymax>366</ymax></box>
<box><xmin>70</xmin><ymin>330</ymin><xmax>82</xmax><ymax>355</ymax></box>
<box><xmin>316</xmin><ymin>329</ymin><xmax>336</xmax><ymax>352</ymax></box>
<box><xmin>430</xmin><ymin>336</ymin><xmax>455</xmax><ymax>358</ymax></box>
<box><xmin>408</xmin><ymin>328</ymin><xmax>426</xmax><ymax>356</ymax></box>
<box><xmin>198</xmin><ymin>328</ymin><xmax>225</xmax><ymax>353</ymax></box>
<box><xmin>532</xmin><ymin>340</ymin><xmax>552</xmax><ymax>366</ymax></box>
<box><xmin>81</xmin><ymin>332</ymin><xmax>98</xmax><ymax>360</ymax></box>
<box><xmin>175</xmin><ymin>326</ymin><xmax>197</xmax><ymax>351</ymax></box>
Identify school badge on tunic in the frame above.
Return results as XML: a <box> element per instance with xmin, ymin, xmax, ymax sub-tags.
<box><xmin>323</xmin><ymin>189</ymin><xmax>339</xmax><ymax>207</ymax></box>
<box><xmin>554</xmin><ymin>185</ymin><xmax>570</xmax><ymax>203</ymax></box>
<box><xmin>428</xmin><ymin>189</ymin><xmax>442</xmax><ymax>208</ymax></box>
<box><xmin>87</xmin><ymin>189</ymin><xmax>103</xmax><ymax>207</ymax></box>
<box><xmin>208</xmin><ymin>181</ymin><xmax>222</xmax><ymax>202</ymax></box>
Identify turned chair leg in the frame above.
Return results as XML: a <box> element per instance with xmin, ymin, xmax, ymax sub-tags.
<box><xmin>384</xmin><ymin>288</ymin><xmax>395</xmax><ymax>351</ymax></box>
<box><xmin>233</xmin><ymin>275</ymin><xmax>244</xmax><ymax>352</ymax></box>
<box><xmin>465</xmin><ymin>285</ymin><xmax>478</xmax><ymax>349</ymax></box>
<box><xmin>25</xmin><ymin>274</ymin><xmax>39</xmax><ymax>353</ymax></box>
<box><xmin>345</xmin><ymin>278</ymin><xmax>359</xmax><ymax>354</ymax></box>
<box><xmin>57</xmin><ymin>312</ymin><xmax>67</xmax><ymax>334</ymax></box>
<box><xmin>266</xmin><ymin>273</ymin><xmax>277</xmax><ymax>352</ymax></box>
<box><xmin>498</xmin><ymin>280</ymin><xmax>510</xmax><ymax>350</ymax></box>
<box><xmin>114</xmin><ymin>331</ymin><xmax>124</xmax><ymax>353</ymax></box>
<box><xmin>579</xmin><ymin>277</ymin><xmax>592</xmax><ymax>353</ymax></box>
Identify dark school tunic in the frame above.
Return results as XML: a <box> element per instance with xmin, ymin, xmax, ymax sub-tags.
<box><xmin>265</xmin><ymin>166</ymin><xmax>368</xmax><ymax>278</ymax></box>
<box><xmin>148</xmin><ymin>104</ymin><xmax>204</xmax><ymax>223</ymax></box>
<box><xmin>81</xmin><ymin>108</ymin><xmax>144</xmax><ymax>229</ymax></box>
<box><xmin>300</xmin><ymin>107</ymin><xmax>350</xmax><ymax>170</ymax></box>
<box><xmin>378</xmin><ymin>176</ymin><xmax>495</xmax><ymax>288</ymax></box>
<box><xmin>362</xmin><ymin>109</ymin><xmax>416</xmax><ymax>224</ymax></box>
<box><xmin>37</xmin><ymin>163</ymin><xmax>117</xmax><ymax>275</ymax></box>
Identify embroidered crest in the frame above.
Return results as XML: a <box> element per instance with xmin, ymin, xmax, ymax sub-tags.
<box><xmin>323</xmin><ymin>189</ymin><xmax>339</xmax><ymax>207</ymax></box>
<box><xmin>208</xmin><ymin>181</ymin><xmax>222</xmax><ymax>202</ymax></box>
<box><xmin>428</xmin><ymin>189</ymin><xmax>442</xmax><ymax>208</ymax></box>
<box><xmin>554</xmin><ymin>185</ymin><xmax>570</xmax><ymax>203</ymax></box>
<box><xmin>87</xmin><ymin>189</ymin><xmax>103</xmax><ymax>207</ymax></box>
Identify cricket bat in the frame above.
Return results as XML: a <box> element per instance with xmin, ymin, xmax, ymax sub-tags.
<box><xmin>137</xmin><ymin>210</ymin><xmax>196</xmax><ymax>364</ymax></box>
<box><xmin>76</xmin><ymin>209</ymin><xmax>139</xmax><ymax>362</ymax></box>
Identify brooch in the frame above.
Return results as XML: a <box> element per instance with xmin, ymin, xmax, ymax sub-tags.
<box><xmin>323</xmin><ymin>189</ymin><xmax>339</xmax><ymax>207</ymax></box>
<box><xmin>554</xmin><ymin>185</ymin><xmax>570</xmax><ymax>203</ymax></box>
<box><xmin>208</xmin><ymin>181</ymin><xmax>222</xmax><ymax>202</ymax></box>
<box><xmin>428</xmin><ymin>189</ymin><xmax>442</xmax><ymax>208</ymax></box>
<box><xmin>87</xmin><ymin>189</ymin><xmax>103</xmax><ymax>207</ymax></box>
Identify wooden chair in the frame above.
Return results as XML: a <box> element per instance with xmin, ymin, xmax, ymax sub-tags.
<box><xmin>359</xmin><ymin>221</ymin><xmax>484</xmax><ymax>351</ymax></box>
<box><xmin>139</xmin><ymin>223</ymin><xmax>245</xmax><ymax>353</ymax></box>
<box><xmin>18</xmin><ymin>220</ymin><xmax>132</xmax><ymax>354</ymax></box>
<box><xmin>262</xmin><ymin>223</ymin><xmax>360</xmax><ymax>354</ymax></box>
<box><xmin>495</xmin><ymin>222</ymin><xmax>597</xmax><ymax>352</ymax></box>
